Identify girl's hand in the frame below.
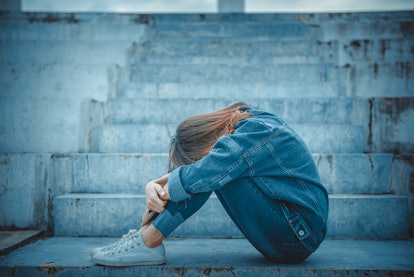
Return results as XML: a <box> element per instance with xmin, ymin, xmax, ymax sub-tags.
<box><xmin>153</xmin><ymin>173</ymin><xmax>169</xmax><ymax>186</ymax></box>
<box><xmin>161</xmin><ymin>183</ymin><xmax>170</xmax><ymax>201</ymax></box>
<box><xmin>151</xmin><ymin>173</ymin><xmax>170</xmax><ymax>201</ymax></box>
<box><xmin>145</xmin><ymin>181</ymin><xmax>168</xmax><ymax>213</ymax></box>
<box><xmin>141</xmin><ymin>181</ymin><xmax>171</xmax><ymax>226</ymax></box>
<box><xmin>141</xmin><ymin>207</ymin><xmax>156</xmax><ymax>227</ymax></box>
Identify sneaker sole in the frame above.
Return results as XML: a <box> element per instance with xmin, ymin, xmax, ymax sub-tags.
<box><xmin>92</xmin><ymin>256</ymin><xmax>166</xmax><ymax>267</ymax></box>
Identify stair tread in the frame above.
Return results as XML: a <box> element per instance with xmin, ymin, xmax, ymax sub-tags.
<box><xmin>58</xmin><ymin>192</ymin><xmax>408</xmax><ymax>198</ymax></box>
<box><xmin>99</xmin><ymin>123</ymin><xmax>367</xmax><ymax>153</ymax></box>
<box><xmin>53</xmin><ymin>192</ymin><xmax>408</xmax><ymax>238</ymax></box>
<box><xmin>1</xmin><ymin>237</ymin><xmax>413</xmax><ymax>275</ymax></box>
<box><xmin>115</xmin><ymin>81</ymin><xmax>413</xmax><ymax>98</ymax></box>
<box><xmin>51</xmin><ymin>153</ymin><xmax>400</xmax><ymax>195</ymax></box>
<box><xmin>107</xmin><ymin>97</ymin><xmax>368</xmax><ymax>124</ymax></box>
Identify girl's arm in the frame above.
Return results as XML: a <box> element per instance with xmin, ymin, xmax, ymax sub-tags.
<box><xmin>153</xmin><ymin>173</ymin><xmax>169</xmax><ymax>186</ymax></box>
<box><xmin>168</xmin><ymin>122</ymin><xmax>273</xmax><ymax>203</ymax></box>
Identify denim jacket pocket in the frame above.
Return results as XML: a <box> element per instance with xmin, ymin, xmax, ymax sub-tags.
<box><xmin>288</xmin><ymin>215</ymin><xmax>310</xmax><ymax>241</ymax></box>
<box><xmin>287</xmin><ymin>214</ymin><xmax>320</xmax><ymax>253</ymax></box>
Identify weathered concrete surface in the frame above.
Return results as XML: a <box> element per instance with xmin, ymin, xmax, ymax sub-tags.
<box><xmin>100</xmin><ymin>97</ymin><xmax>414</xmax><ymax>154</ymax></box>
<box><xmin>51</xmin><ymin>153</ymin><xmax>169</xmax><ymax>194</ymax></box>
<box><xmin>0</xmin><ymin>13</ymin><xmax>149</xmax><ymax>153</ymax></box>
<box><xmin>0</xmin><ymin>237</ymin><xmax>413</xmax><ymax>276</ymax></box>
<box><xmin>50</xmin><ymin>153</ymin><xmax>395</xmax><ymax>194</ymax></box>
<box><xmin>1</xmin><ymin>11</ymin><xmax>413</xmax><ymax>241</ymax></box>
<box><xmin>0</xmin><ymin>230</ymin><xmax>42</xmax><ymax>255</ymax></box>
<box><xmin>53</xmin><ymin>193</ymin><xmax>243</xmax><ymax>237</ymax></box>
<box><xmin>1</xmin><ymin>153</ymin><xmax>411</xmax><ymax>237</ymax></box>
<box><xmin>53</xmin><ymin>193</ymin><xmax>408</xmax><ymax>239</ymax></box>
<box><xmin>392</xmin><ymin>155</ymin><xmax>414</xmax><ymax>237</ymax></box>
<box><xmin>0</xmin><ymin>154</ymin><xmax>50</xmax><ymax>230</ymax></box>
<box><xmin>1</xmin><ymin>12</ymin><xmax>413</xmax><ymax>153</ymax></box>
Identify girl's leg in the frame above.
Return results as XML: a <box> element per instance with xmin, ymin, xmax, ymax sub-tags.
<box><xmin>91</xmin><ymin>191</ymin><xmax>212</xmax><ymax>266</ymax></box>
<box><xmin>147</xmin><ymin>191</ymin><xmax>212</xmax><ymax>240</ymax></box>
<box><xmin>141</xmin><ymin>223</ymin><xmax>164</xmax><ymax>248</ymax></box>
<box><xmin>215</xmin><ymin>178</ymin><xmax>316</xmax><ymax>264</ymax></box>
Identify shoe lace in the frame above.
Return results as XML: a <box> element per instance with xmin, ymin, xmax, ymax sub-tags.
<box><xmin>102</xmin><ymin>229</ymin><xmax>138</xmax><ymax>252</ymax></box>
<box><xmin>112</xmin><ymin>230</ymin><xmax>141</xmax><ymax>254</ymax></box>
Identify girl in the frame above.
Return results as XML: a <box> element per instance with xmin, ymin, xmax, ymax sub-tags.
<box><xmin>91</xmin><ymin>102</ymin><xmax>329</xmax><ymax>266</ymax></box>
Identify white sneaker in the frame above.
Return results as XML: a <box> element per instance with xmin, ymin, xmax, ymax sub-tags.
<box><xmin>91</xmin><ymin>229</ymin><xmax>139</xmax><ymax>256</ymax></box>
<box><xmin>91</xmin><ymin>229</ymin><xmax>166</xmax><ymax>266</ymax></box>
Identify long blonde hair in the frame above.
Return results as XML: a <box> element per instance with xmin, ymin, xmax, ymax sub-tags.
<box><xmin>169</xmin><ymin>102</ymin><xmax>251</xmax><ymax>171</ymax></box>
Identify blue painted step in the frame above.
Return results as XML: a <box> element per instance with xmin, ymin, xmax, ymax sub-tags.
<box><xmin>131</xmin><ymin>39</ymin><xmax>334</xmax><ymax>65</ymax></box>
<box><xmin>1</xmin><ymin>238</ymin><xmax>413</xmax><ymax>276</ymax></box>
<box><xmin>95</xmin><ymin>97</ymin><xmax>414</xmax><ymax>154</ymax></box>
<box><xmin>153</xmin><ymin>21</ymin><xmax>317</xmax><ymax>40</ymax></box>
<box><xmin>52</xmin><ymin>153</ymin><xmax>398</xmax><ymax>194</ymax></box>
<box><xmin>53</xmin><ymin>193</ymin><xmax>408</xmax><ymax>239</ymax></box>
<box><xmin>107</xmin><ymin>98</ymin><xmax>368</xmax><ymax>124</ymax></box>
<box><xmin>114</xmin><ymin>81</ymin><xmax>413</xmax><ymax>99</ymax></box>
<box><xmin>98</xmin><ymin>123</ymin><xmax>366</xmax><ymax>153</ymax></box>
<box><xmin>51</xmin><ymin>153</ymin><xmax>410</xmax><ymax>238</ymax></box>
<box><xmin>0</xmin><ymin>19</ymin><xmax>147</xmax><ymax>41</ymax></box>
<box><xmin>124</xmin><ymin>63</ymin><xmax>336</xmax><ymax>83</ymax></box>
<box><xmin>130</xmin><ymin>38</ymin><xmax>414</xmax><ymax>65</ymax></box>
<box><xmin>0</xmin><ymin>40</ymin><xmax>131</xmax><ymax>65</ymax></box>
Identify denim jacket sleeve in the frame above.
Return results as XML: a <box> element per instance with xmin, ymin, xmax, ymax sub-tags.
<box><xmin>168</xmin><ymin>119</ymin><xmax>272</xmax><ymax>202</ymax></box>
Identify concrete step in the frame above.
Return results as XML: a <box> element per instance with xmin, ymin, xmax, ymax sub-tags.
<box><xmin>1</xmin><ymin>237</ymin><xmax>413</xmax><ymax>276</ymax></box>
<box><xmin>150</xmin><ymin>14</ymin><xmax>412</xmax><ymax>45</ymax></box>
<box><xmin>105</xmin><ymin>96</ymin><xmax>374</xmax><ymax>125</ymax></box>
<box><xmin>107</xmin><ymin>98</ymin><xmax>369</xmax><ymax>125</ymax></box>
<box><xmin>0</xmin><ymin>64</ymin><xmax>107</xmax><ymax>99</ymax></box>
<box><xmin>338</xmin><ymin>38</ymin><xmax>414</xmax><ymax>65</ymax></box>
<box><xmin>98</xmin><ymin>123</ymin><xmax>366</xmax><ymax>153</ymax></box>
<box><xmin>115</xmin><ymin>81</ymin><xmax>413</xmax><ymax>99</ymax></box>
<box><xmin>51</xmin><ymin>153</ymin><xmax>398</xmax><ymax>195</ymax></box>
<box><xmin>115</xmin><ymin>81</ymin><xmax>343</xmax><ymax>99</ymax></box>
<box><xmin>123</xmin><ymin>63</ymin><xmax>336</xmax><ymax>83</ymax></box>
<box><xmin>152</xmin><ymin>19</ymin><xmax>413</xmax><ymax>42</ymax></box>
<box><xmin>0</xmin><ymin>38</ymin><xmax>333</xmax><ymax>65</ymax></box>
<box><xmin>342</xmin><ymin>62</ymin><xmax>414</xmax><ymax>98</ymax></box>
<box><xmin>130</xmin><ymin>39</ymin><xmax>334</xmax><ymax>65</ymax></box>
<box><xmin>131</xmin><ymin>38</ymin><xmax>414</xmax><ymax>65</ymax></box>
<box><xmin>134</xmin><ymin>49</ymin><xmax>326</xmax><ymax>66</ymax></box>
<box><xmin>115</xmin><ymin>62</ymin><xmax>413</xmax><ymax>97</ymax></box>
<box><xmin>53</xmin><ymin>193</ymin><xmax>241</xmax><ymax>237</ymax></box>
<box><xmin>131</xmin><ymin>62</ymin><xmax>407</xmax><ymax>92</ymax></box>
<box><xmin>0</xmin><ymin>230</ymin><xmax>42</xmax><ymax>256</ymax></box>
<box><xmin>0</xmin><ymin>19</ymin><xmax>148</xmax><ymax>41</ymax></box>
<box><xmin>2</xmin><ymin>12</ymin><xmax>411</xmax><ymax>42</ymax></box>
<box><xmin>153</xmin><ymin>21</ymin><xmax>317</xmax><ymax>40</ymax></box>
<box><xmin>97</xmin><ymin>97</ymin><xmax>414</xmax><ymax>154</ymax></box>
<box><xmin>4</xmin><ymin>11</ymin><xmax>409</xmax><ymax>24</ymax></box>
<box><xmin>150</xmin><ymin>12</ymin><xmax>414</xmax><ymax>23</ymax></box>
<box><xmin>126</xmin><ymin>63</ymin><xmax>412</xmax><ymax>93</ymax></box>
<box><xmin>4</xmin><ymin>153</ymin><xmax>410</xmax><ymax>234</ymax></box>
<box><xmin>0</xmin><ymin>40</ymin><xmax>131</xmax><ymax>65</ymax></box>
<box><xmin>4</xmin><ymin>38</ymin><xmax>412</xmax><ymax>68</ymax></box>
<box><xmin>0</xmin><ymin>154</ymin><xmax>50</xmax><ymax>230</ymax></box>
<box><xmin>53</xmin><ymin>193</ymin><xmax>408</xmax><ymax>239</ymax></box>
<box><xmin>318</xmin><ymin>16</ymin><xmax>414</xmax><ymax>41</ymax></box>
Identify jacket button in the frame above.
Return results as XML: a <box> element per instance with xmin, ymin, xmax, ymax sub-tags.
<box><xmin>298</xmin><ymin>230</ymin><xmax>305</xmax><ymax>236</ymax></box>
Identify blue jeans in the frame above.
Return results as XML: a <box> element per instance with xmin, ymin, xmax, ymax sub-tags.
<box><xmin>152</xmin><ymin>177</ymin><xmax>326</xmax><ymax>264</ymax></box>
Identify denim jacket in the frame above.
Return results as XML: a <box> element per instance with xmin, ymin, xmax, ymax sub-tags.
<box><xmin>168</xmin><ymin>109</ymin><xmax>329</xmax><ymax>248</ymax></box>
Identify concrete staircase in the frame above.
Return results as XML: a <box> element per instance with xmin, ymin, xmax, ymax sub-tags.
<box><xmin>1</xmin><ymin>11</ymin><xmax>414</xmax><ymax>276</ymax></box>
<box><xmin>52</xmin><ymin>153</ymin><xmax>409</xmax><ymax>240</ymax></box>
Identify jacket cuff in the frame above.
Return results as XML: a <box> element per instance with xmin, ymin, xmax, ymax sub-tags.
<box><xmin>168</xmin><ymin>167</ymin><xmax>191</xmax><ymax>202</ymax></box>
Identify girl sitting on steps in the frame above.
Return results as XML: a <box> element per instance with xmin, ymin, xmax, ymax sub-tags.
<box><xmin>91</xmin><ymin>102</ymin><xmax>329</xmax><ymax>266</ymax></box>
